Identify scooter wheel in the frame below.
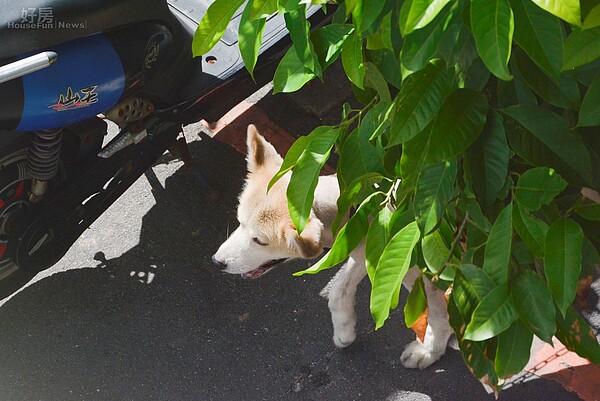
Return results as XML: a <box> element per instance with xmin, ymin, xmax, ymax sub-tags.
<box><xmin>0</xmin><ymin>135</ymin><xmax>76</xmax><ymax>300</ymax></box>
<box><xmin>0</xmin><ymin>139</ymin><xmax>35</xmax><ymax>301</ymax></box>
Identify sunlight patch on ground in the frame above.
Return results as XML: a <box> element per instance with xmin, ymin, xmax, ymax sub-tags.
<box><xmin>386</xmin><ymin>390</ymin><xmax>432</xmax><ymax>401</ymax></box>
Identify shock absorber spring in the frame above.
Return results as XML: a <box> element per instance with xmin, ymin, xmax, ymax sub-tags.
<box><xmin>28</xmin><ymin>128</ymin><xmax>62</xmax><ymax>180</ymax></box>
<box><xmin>27</xmin><ymin>128</ymin><xmax>62</xmax><ymax>201</ymax></box>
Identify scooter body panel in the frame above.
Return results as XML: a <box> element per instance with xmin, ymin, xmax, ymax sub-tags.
<box><xmin>15</xmin><ymin>33</ymin><xmax>125</xmax><ymax>131</ymax></box>
<box><xmin>0</xmin><ymin>20</ymin><xmax>184</xmax><ymax>131</ymax></box>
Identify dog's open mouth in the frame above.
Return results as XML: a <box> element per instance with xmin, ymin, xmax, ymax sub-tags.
<box><xmin>241</xmin><ymin>258</ymin><xmax>287</xmax><ymax>280</ymax></box>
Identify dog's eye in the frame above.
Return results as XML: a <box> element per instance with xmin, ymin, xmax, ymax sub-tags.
<box><xmin>253</xmin><ymin>237</ymin><xmax>268</xmax><ymax>246</ymax></box>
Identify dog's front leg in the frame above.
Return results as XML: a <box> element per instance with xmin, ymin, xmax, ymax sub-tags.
<box><xmin>400</xmin><ymin>268</ymin><xmax>454</xmax><ymax>369</ymax></box>
<box><xmin>326</xmin><ymin>244</ymin><xmax>367</xmax><ymax>348</ymax></box>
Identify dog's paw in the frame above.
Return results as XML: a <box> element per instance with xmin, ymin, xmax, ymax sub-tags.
<box><xmin>400</xmin><ymin>340</ymin><xmax>444</xmax><ymax>369</ymax></box>
<box><xmin>333</xmin><ymin>327</ymin><xmax>356</xmax><ymax>348</ymax></box>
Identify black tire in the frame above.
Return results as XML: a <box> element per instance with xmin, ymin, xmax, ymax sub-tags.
<box><xmin>0</xmin><ymin>136</ymin><xmax>36</xmax><ymax>300</ymax></box>
<box><xmin>0</xmin><ymin>132</ymin><xmax>79</xmax><ymax>301</ymax></box>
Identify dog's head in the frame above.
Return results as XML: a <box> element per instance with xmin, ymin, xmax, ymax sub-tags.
<box><xmin>212</xmin><ymin>125</ymin><xmax>324</xmax><ymax>279</ymax></box>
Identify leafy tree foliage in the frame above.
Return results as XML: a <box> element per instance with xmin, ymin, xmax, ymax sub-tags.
<box><xmin>194</xmin><ymin>0</ymin><xmax>600</xmax><ymax>392</ymax></box>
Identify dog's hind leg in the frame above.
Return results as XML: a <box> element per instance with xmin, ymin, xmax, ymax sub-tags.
<box><xmin>400</xmin><ymin>268</ymin><xmax>453</xmax><ymax>369</ymax></box>
<box><xmin>326</xmin><ymin>244</ymin><xmax>367</xmax><ymax>348</ymax></box>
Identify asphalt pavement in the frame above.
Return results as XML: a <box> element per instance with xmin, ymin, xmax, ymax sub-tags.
<box><xmin>0</xmin><ymin>65</ymin><xmax>592</xmax><ymax>401</ymax></box>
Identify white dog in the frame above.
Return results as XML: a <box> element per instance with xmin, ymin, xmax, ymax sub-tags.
<box><xmin>212</xmin><ymin>125</ymin><xmax>454</xmax><ymax>369</ymax></box>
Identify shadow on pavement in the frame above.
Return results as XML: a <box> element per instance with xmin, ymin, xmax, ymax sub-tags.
<box><xmin>0</xmin><ymin>135</ymin><xmax>581</xmax><ymax>401</ymax></box>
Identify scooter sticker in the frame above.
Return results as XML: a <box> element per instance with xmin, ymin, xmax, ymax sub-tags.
<box><xmin>16</xmin><ymin>33</ymin><xmax>125</xmax><ymax>131</ymax></box>
<box><xmin>48</xmin><ymin>85</ymin><xmax>98</xmax><ymax>111</ymax></box>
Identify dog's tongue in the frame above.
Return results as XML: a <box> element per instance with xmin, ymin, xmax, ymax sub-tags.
<box><xmin>241</xmin><ymin>258</ymin><xmax>287</xmax><ymax>280</ymax></box>
<box><xmin>242</xmin><ymin>267</ymin><xmax>266</xmax><ymax>280</ymax></box>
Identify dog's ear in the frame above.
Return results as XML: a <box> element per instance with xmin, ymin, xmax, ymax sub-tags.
<box><xmin>246</xmin><ymin>124</ymin><xmax>282</xmax><ymax>173</ymax></box>
<box><xmin>284</xmin><ymin>217</ymin><xmax>324</xmax><ymax>259</ymax></box>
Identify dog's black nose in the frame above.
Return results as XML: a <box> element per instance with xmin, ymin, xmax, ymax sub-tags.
<box><xmin>211</xmin><ymin>255</ymin><xmax>227</xmax><ymax>270</ymax></box>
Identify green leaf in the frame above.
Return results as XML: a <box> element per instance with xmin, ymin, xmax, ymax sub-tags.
<box><xmin>513</xmin><ymin>50</ymin><xmax>581</xmax><ymax>109</ymax></box>
<box><xmin>370</xmin><ymin>49</ymin><xmax>402</xmax><ymax>89</ymax></box>
<box><xmin>364</xmin><ymin>62</ymin><xmax>392</xmax><ymax>103</ymax></box>
<box><xmin>333</xmin><ymin>172</ymin><xmax>386</xmax><ymax>234</ymax></box>
<box><xmin>341</xmin><ymin>31</ymin><xmax>366</xmax><ymax>89</ymax></box>
<box><xmin>353</xmin><ymin>0</ymin><xmax>388</xmax><ymax>37</ymax></box>
<box><xmin>284</xmin><ymin>7</ymin><xmax>322</xmax><ymax>78</ymax></box>
<box><xmin>344</xmin><ymin>0</ymin><xmax>358</xmax><ymax>16</ymax></box>
<box><xmin>287</xmin><ymin>127</ymin><xmax>339</xmax><ymax>234</ymax></box>
<box><xmin>399</xmin><ymin>124</ymin><xmax>433</xmax><ymax>200</ymax></box>
<box><xmin>399</xmin><ymin>0</ymin><xmax>452</xmax><ymax>37</ymax></box>
<box><xmin>511</xmin><ymin>270</ymin><xmax>556</xmax><ymax>343</ymax></box>
<box><xmin>295</xmin><ymin>192</ymin><xmax>382</xmax><ymax>276</ymax></box>
<box><xmin>578</xmin><ymin>73</ymin><xmax>600</xmax><ymax>127</ymax></box>
<box><xmin>462</xmin><ymin>57</ymin><xmax>492</xmax><ymax>91</ymax></box>
<box><xmin>544</xmin><ymin>219</ymin><xmax>584</xmax><ymax>317</ymax></box>
<box><xmin>295</xmin><ymin>209</ymin><xmax>374</xmax><ymax>277</ymax></box>
<box><xmin>366</xmin><ymin>206</ymin><xmax>394</xmax><ymax>282</ymax></box>
<box><xmin>277</xmin><ymin>0</ymin><xmax>300</xmax><ymax>13</ymax></box>
<box><xmin>466</xmin><ymin>111</ymin><xmax>509</xmax><ymax>211</ymax></box>
<box><xmin>387</xmin><ymin>59</ymin><xmax>454</xmax><ymax>146</ymax></box>
<box><xmin>370</xmin><ymin>221</ymin><xmax>421</xmax><ymax>329</ymax></box>
<box><xmin>422</xmin><ymin>222</ymin><xmax>459</xmax><ymax>280</ymax></box>
<box><xmin>513</xmin><ymin>202</ymin><xmax>548</xmax><ymax>257</ymax></box>
<box><xmin>405</xmin><ymin>275</ymin><xmax>428</xmax><ymax>328</ymax></box>
<box><xmin>390</xmin><ymin>0</ymin><xmax>404</xmax><ymax>54</ymax></box>
<box><xmin>370</xmin><ymin>101</ymin><xmax>395</xmax><ymax>141</ymax></box>
<box><xmin>400</xmin><ymin>1</ymin><xmax>456</xmax><ymax>73</ymax></box>
<box><xmin>502</xmin><ymin>105</ymin><xmax>593</xmax><ymax>185</ymax></box>
<box><xmin>470</xmin><ymin>0</ymin><xmax>514</xmax><ymax>81</ymax></box>
<box><xmin>515</xmin><ymin>167</ymin><xmax>568</xmax><ymax>211</ymax></box>
<box><xmin>563</xmin><ymin>27</ymin><xmax>600</xmax><ymax>70</ymax></box>
<box><xmin>495</xmin><ymin>320</ymin><xmax>533</xmax><ymax>378</ymax></box>
<box><xmin>512</xmin><ymin>240</ymin><xmax>535</xmax><ymax>266</ymax></box>
<box><xmin>509</xmin><ymin>58</ymin><xmax>539</xmax><ymax>105</ymax></box>
<box><xmin>579</xmin><ymin>59</ymin><xmax>600</xmax><ymax>88</ymax></box>
<box><xmin>582</xmin><ymin>236</ymin><xmax>600</xmax><ymax>273</ymax></box>
<box><xmin>339</xmin><ymin>123</ymin><xmax>386</xmax><ymax>189</ymax></box>
<box><xmin>338</xmin><ymin>102</ymin><xmax>387</xmax><ymax>183</ymax></box>
<box><xmin>239</xmin><ymin>1</ymin><xmax>266</xmax><ymax>79</ymax></box>
<box><xmin>482</xmin><ymin>203</ymin><xmax>513</xmax><ymax>285</ymax></box>
<box><xmin>531</xmin><ymin>0</ymin><xmax>581</xmax><ymax>26</ymax></box>
<box><xmin>425</xmin><ymin>89</ymin><xmax>488</xmax><ymax>164</ymax></box>
<box><xmin>510</xmin><ymin>0</ymin><xmax>564</xmax><ymax>80</ymax></box>
<box><xmin>399</xmin><ymin>89</ymin><xmax>487</xmax><ymax>199</ymax></box>
<box><xmin>391</xmin><ymin>206</ymin><xmax>419</xmax><ymax>234</ymax></box>
<box><xmin>464</xmin><ymin>284</ymin><xmax>518</xmax><ymax>341</ymax></box>
<box><xmin>366</xmin><ymin>13</ymin><xmax>394</xmax><ymax>53</ymax></box>
<box><xmin>272</xmin><ymin>46</ymin><xmax>317</xmax><ymax>94</ymax></box>
<box><xmin>413</xmin><ymin>159</ymin><xmax>457</xmax><ymax>235</ymax></box>
<box><xmin>269</xmin><ymin>127</ymin><xmax>329</xmax><ymax>190</ymax></box>
<box><xmin>453</xmin><ymin>265</ymin><xmax>497</xmax><ymax>325</ymax></box>
<box><xmin>583</xmin><ymin>4</ymin><xmax>600</xmax><ymax>30</ymax></box>
<box><xmin>250</xmin><ymin>0</ymin><xmax>277</xmax><ymax>20</ymax></box>
<box><xmin>367</xmin><ymin>13</ymin><xmax>393</xmax><ymax>51</ymax></box>
<box><xmin>192</xmin><ymin>0</ymin><xmax>246</xmax><ymax>56</ymax></box>
<box><xmin>555</xmin><ymin>306</ymin><xmax>600</xmax><ymax>364</ymax></box>
<box><xmin>460</xmin><ymin>197</ymin><xmax>492</xmax><ymax>233</ymax></box>
<box><xmin>465</xmin><ymin>230</ymin><xmax>490</xmax><ymax>267</ymax></box>
<box><xmin>437</xmin><ymin>9</ymin><xmax>477</xmax><ymax>69</ymax></box>
<box><xmin>311</xmin><ymin>24</ymin><xmax>355</xmax><ymax>70</ymax></box>
<box><xmin>575</xmin><ymin>201</ymin><xmax>600</xmax><ymax>221</ymax></box>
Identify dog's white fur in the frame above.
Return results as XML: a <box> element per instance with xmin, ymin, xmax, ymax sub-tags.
<box><xmin>213</xmin><ymin>125</ymin><xmax>454</xmax><ymax>369</ymax></box>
